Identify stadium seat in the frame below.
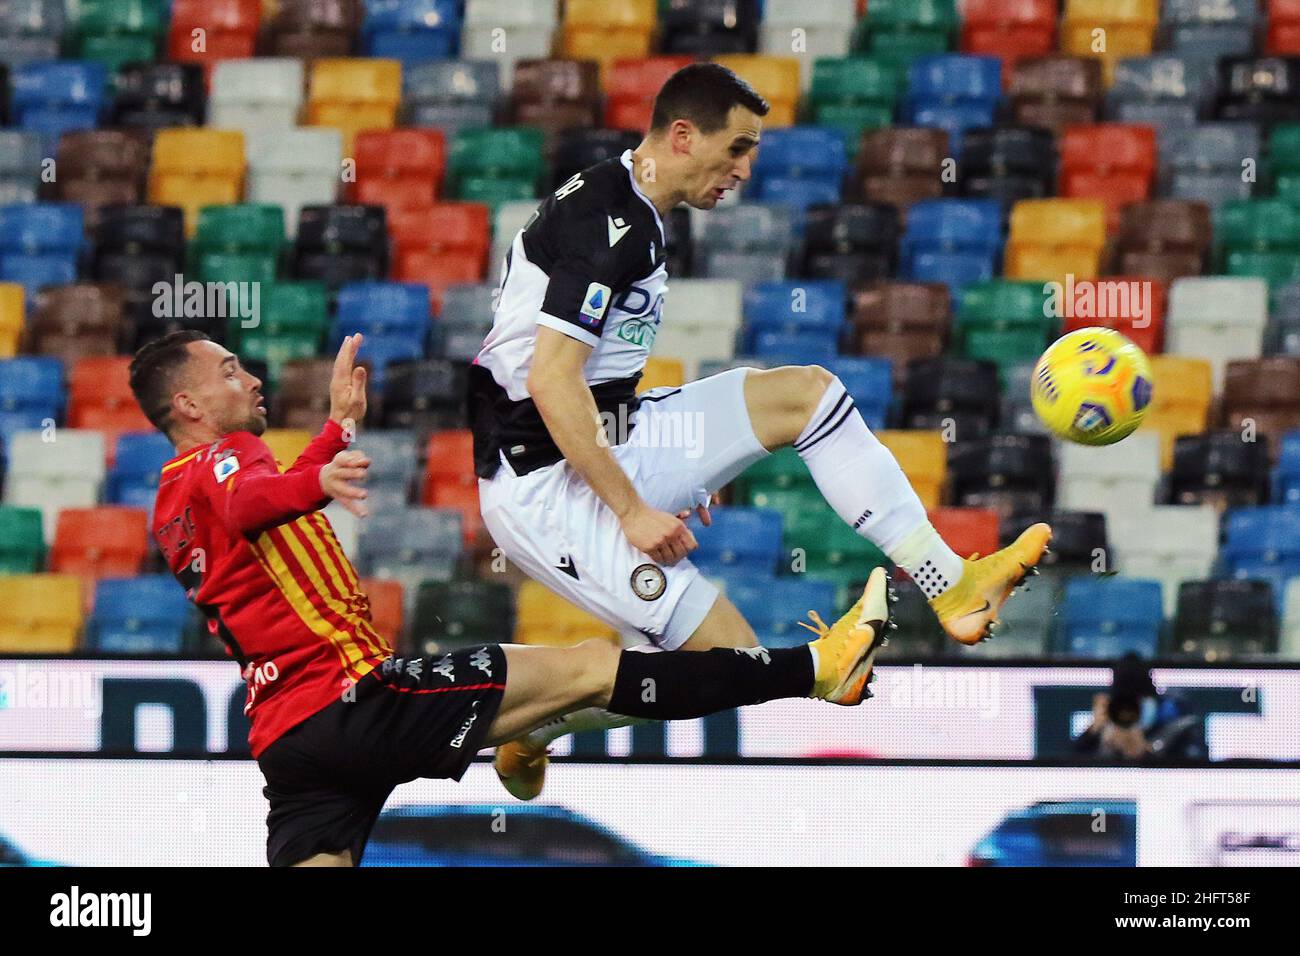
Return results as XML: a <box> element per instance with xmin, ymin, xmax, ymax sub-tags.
<box><xmin>711</xmin><ymin>576</ymin><xmax>839</xmax><ymax>648</ymax></box>
<box><xmin>1160</xmin><ymin>123</ymin><xmax>1260</xmax><ymax>214</ymax></box>
<box><xmin>1166</xmin><ymin>276</ymin><xmax>1269</xmax><ymax>392</ymax></box>
<box><xmin>693</xmin><ymin>202</ymin><xmax>797</xmax><ymax>282</ymax></box>
<box><xmin>361</xmin><ymin>0</ymin><xmax>461</xmax><ymax>67</ymax></box>
<box><xmin>421</xmin><ymin>429</ymin><xmax>475</xmax><ymax>499</ymax></box>
<box><xmin>1223</xmin><ymin>357</ymin><xmax>1300</xmax><ymax>462</ymax></box>
<box><xmin>0</xmin><ymin>505</ymin><xmax>45</xmax><ymax>573</ymax></box>
<box><xmin>67</xmin><ymin>356</ymin><xmax>153</xmax><ymax>462</ymax></box>
<box><xmin>147</xmin><ymin>128</ymin><xmax>246</xmax><ymax>237</ymax></box>
<box><xmin>761</xmin><ymin>0</ymin><xmax>854</xmax><ymax>87</ymax></box>
<box><xmin>1216</xmin><ymin>56</ymin><xmax>1300</xmax><ymax>124</ymax></box>
<box><xmin>1057</xmin><ymin>431</ymin><xmax>1162</xmax><ymax>528</ymax></box>
<box><xmin>53</xmin><ymin>130</ymin><xmax>149</xmax><ymax>230</ymax></box>
<box><xmin>209</xmin><ymin>58</ymin><xmax>305</xmax><ymax>137</ymax></box>
<box><xmin>0</xmin><ymin>1</ymin><xmax>64</xmax><ymax>69</ymax></box>
<box><xmin>1116</xmin><ymin>200</ymin><xmax>1211</xmax><ymax>281</ymax></box>
<box><xmin>1160</xmin><ymin>0</ymin><xmax>1257</xmax><ymax>59</ymax></box>
<box><xmin>1057</xmin><ymin>577</ymin><xmax>1164</xmax><ymax>658</ymax></box>
<box><xmin>246</xmin><ymin>127</ymin><xmax>342</xmax><ymax>238</ymax></box>
<box><xmin>0</xmin><ymin>573</ymin><xmax>82</xmax><ymax>653</ymax></box>
<box><xmin>1008</xmin><ymin>55</ymin><xmax>1104</xmax><ymax>133</ymax></box>
<box><xmin>742</xmin><ymin>280</ymin><xmax>846</xmax><ymax>360</ymax></box>
<box><xmin>359</xmin><ymin>576</ymin><xmax>404</xmax><ymax>648</ymax></box>
<box><xmin>351</xmin><ymin>128</ymin><xmax>446</xmax><ymax>214</ymax></box>
<box><xmin>447</xmin><ymin>128</ymin><xmax>544</xmax><ymax>213</ymax></box>
<box><xmin>50</xmin><ymin>506</ymin><xmax>149</xmax><ymax>603</ymax></box>
<box><xmin>637</xmin><ymin>357</ymin><xmax>685</xmax><ymax>395</ymax></box>
<box><xmin>780</xmin><ymin>507</ymin><xmax>889</xmax><ymax>608</ymax></box>
<box><xmin>234</xmin><ymin>282</ymin><xmax>329</xmax><ymax>386</ymax></box>
<box><xmin>410</xmin><ymin>579</ymin><xmax>513</xmax><ymax>654</ymax></box>
<box><xmin>946</xmin><ymin>433</ymin><xmax>1055</xmax><ymax>517</ymax></box>
<box><xmin>307</xmin><ymin>58</ymin><xmax>402</xmax><ymax>152</ymax></box>
<box><xmin>1109</xmin><ymin>505</ymin><xmax>1219</xmax><ymax>616</ymax></box>
<box><xmin>463</xmin><ymin>0</ymin><xmax>558</xmax><ymax>89</ymax></box>
<box><xmin>0</xmin><ymin>203</ymin><xmax>85</xmax><ymax>299</ymax></box>
<box><xmin>650</xmin><ymin>278</ymin><xmax>741</xmax><ymax>380</ymax></box>
<box><xmin>1062</xmin><ymin>0</ymin><xmax>1159</xmax><ymax>86</ymax></box>
<box><xmin>902</xmin><ymin>55</ymin><xmax>1002</xmax><ymax>158</ymax></box>
<box><xmin>1108</xmin><ymin>54</ymin><xmax>1217</xmax><ymax>133</ymax></box>
<box><xmin>876</xmin><ymin>430</ymin><xmax>947</xmax><ymax>509</ymax></box>
<box><xmin>402</xmin><ymin>59</ymin><xmax>497</xmax><ymax>137</ymax></box>
<box><xmin>333</xmin><ymin>280</ymin><xmax>430</xmax><ymax>384</ymax></box>
<box><xmin>353</xmin><ymin>429</ymin><xmax>418</xmax><ymax>511</ymax></box>
<box><xmin>513</xmin><ymin>579</ymin><xmax>618</xmax><ymax>646</ymax></box>
<box><xmin>70</xmin><ymin>0</ymin><xmax>164</xmax><ymax>72</ymax></box>
<box><xmin>961</xmin><ymin>0</ymin><xmax>1057</xmax><ymax>81</ymax></box>
<box><xmin>808</xmin><ymin>56</ymin><xmax>903</xmax><ymax>156</ymax></box>
<box><xmin>435</xmin><ymin>283</ymin><xmax>497</xmax><ymax>362</ymax></box>
<box><xmin>0</xmin><ymin>283</ymin><xmax>23</xmax><ymax>356</ymax></box>
<box><xmin>1059</xmin><ymin>123</ymin><xmax>1156</xmax><ymax>231</ymax></box>
<box><xmin>1140</xmin><ymin>355</ymin><xmax>1212</xmax><ymax>470</ymax></box>
<box><xmin>10</xmin><ymin>60</ymin><xmax>107</xmax><ymax>155</ymax></box>
<box><xmin>662</xmin><ymin>0</ymin><xmax>761</xmax><ymax>57</ymax></box>
<box><xmin>291</xmin><ymin>204</ymin><xmax>390</xmax><ymax>291</ymax></box>
<box><xmin>899</xmin><ymin>199</ymin><xmax>1002</xmax><ymax>301</ymax></box>
<box><xmin>263</xmin><ymin>0</ymin><xmax>361</xmax><ymax>59</ymax></box>
<box><xmin>88</xmin><ymin>575</ymin><xmax>190</xmax><ymax>655</ymax></box>
<box><xmin>801</xmin><ymin>202</ymin><xmax>899</xmax><ymax>286</ymax></box>
<box><xmin>390</xmin><ymin>201</ymin><xmax>490</xmax><ymax>280</ymax></box>
<box><xmin>691</xmin><ymin>506</ymin><xmax>784</xmax><ymax>576</ymax></box>
<box><xmin>605</xmin><ymin>56</ymin><xmax>695</xmax><ymax>131</ymax></box>
<box><xmin>0</xmin><ymin>130</ymin><xmax>42</xmax><ymax>204</ymax></box>
<box><xmin>1171</xmin><ymin>579</ymin><xmax>1279</xmax><ymax>660</ymax></box>
<box><xmin>854</xmin><ymin>127</ymin><xmax>949</xmax><ymax>216</ymax></box>
<box><xmin>261</xmin><ymin>428</ymin><xmax>313</xmax><ymax>469</ymax></box>
<box><xmin>1172</xmin><ymin>431</ymin><xmax>1273</xmax><ymax>512</ymax></box>
<box><xmin>510</xmin><ymin>59</ymin><xmax>602</xmax><ymax>150</ymax></box>
<box><xmin>551</xmin><ymin>129</ymin><xmax>641</xmax><ymax>189</ymax></box>
<box><xmin>825</xmin><ymin>356</ymin><xmax>893</xmax><ymax>431</ymax></box>
<box><xmin>958</xmin><ymin>126</ymin><xmax>1056</xmax><ymax>211</ymax></box>
<box><xmin>105</xmin><ymin>431</ymin><xmax>174</xmax><ymax>514</ymax></box>
<box><xmin>1005</xmin><ymin>198</ymin><xmax>1107</xmax><ymax>283</ymax></box>
<box><xmin>1217</xmin><ymin>198</ymin><xmax>1300</xmax><ymax>290</ymax></box>
<box><xmin>0</xmin><ymin>355</ymin><xmax>64</xmax><ymax>454</ymax></box>
<box><xmin>712</xmin><ymin>55</ymin><xmax>801</xmax><ymax>127</ymax></box>
<box><xmin>852</xmin><ymin>0</ymin><xmax>959</xmax><ymax>70</ymax></box>
<box><xmin>167</xmin><ymin>0</ymin><xmax>261</xmax><ymax>80</ymax></box>
<box><xmin>848</xmin><ymin>281</ymin><xmax>951</xmax><ymax>386</ymax></box>
<box><xmin>380</xmin><ymin>359</ymin><xmax>467</xmax><ymax>435</ymax></box>
<box><xmin>1270</xmin><ymin>0</ymin><xmax>1300</xmax><ymax>54</ymax></box>
<box><xmin>956</xmin><ymin>280</ymin><xmax>1060</xmax><ymax>377</ymax></box>
<box><xmin>929</xmin><ymin>507</ymin><xmax>1000</xmax><ymax>558</ymax></box>
<box><xmin>561</xmin><ymin>0</ymin><xmax>656</xmax><ymax>75</ymax></box>
<box><xmin>192</xmin><ymin>203</ymin><xmax>285</xmax><ymax>289</ymax></box>
<box><xmin>109</xmin><ymin>62</ymin><xmax>205</xmax><ymax>131</ymax></box>
<box><xmin>28</xmin><ymin>283</ymin><xmax>124</xmax><ymax>364</ymax></box>
<box><xmin>748</xmin><ymin>127</ymin><xmax>848</xmax><ymax>213</ymax></box>
<box><xmin>901</xmin><ymin>356</ymin><xmax>1001</xmax><ymax>437</ymax></box>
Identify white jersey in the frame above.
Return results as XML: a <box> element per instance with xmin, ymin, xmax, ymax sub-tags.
<box><xmin>469</xmin><ymin>150</ymin><xmax>669</xmax><ymax>478</ymax></box>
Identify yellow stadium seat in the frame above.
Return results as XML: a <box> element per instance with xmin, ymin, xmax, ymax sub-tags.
<box><xmin>713</xmin><ymin>54</ymin><xmax>802</xmax><ymax>127</ymax></box>
<box><xmin>637</xmin><ymin>357</ymin><xmax>686</xmax><ymax>394</ymax></box>
<box><xmin>148</xmin><ymin>128</ymin><xmax>247</xmax><ymax>236</ymax></box>
<box><xmin>0</xmin><ymin>283</ymin><xmax>24</xmax><ymax>357</ymax></box>
<box><xmin>876</xmin><ymin>430</ymin><xmax>947</xmax><ymax>509</ymax></box>
<box><xmin>564</xmin><ymin>0</ymin><xmax>657</xmax><ymax>30</ymax></box>
<box><xmin>1005</xmin><ymin>198</ymin><xmax>1107</xmax><ymax>282</ymax></box>
<box><xmin>0</xmin><ymin>574</ymin><xmax>83</xmax><ymax>653</ymax></box>
<box><xmin>308</xmin><ymin>59</ymin><xmax>402</xmax><ymax>152</ymax></box>
<box><xmin>1141</xmin><ymin>355</ymin><xmax>1214</xmax><ymax>469</ymax></box>
<box><xmin>1062</xmin><ymin>0</ymin><xmax>1158</xmax><ymax>85</ymax></box>
<box><xmin>514</xmin><ymin>580</ymin><xmax>620</xmax><ymax>647</ymax></box>
<box><xmin>261</xmin><ymin>429</ymin><xmax>314</xmax><ymax>470</ymax></box>
<box><xmin>562</xmin><ymin>1</ymin><xmax>656</xmax><ymax>76</ymax></box>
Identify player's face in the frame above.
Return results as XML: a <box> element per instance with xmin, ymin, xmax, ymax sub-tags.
<box><xmin>182</xmin><ymin>341</ymin><xmax>267</xmax><ymax>437</ymax></box>
<box><xmin>685</xmin><ymin>105</ymin><xmax>762</xmax><ymax>210</ymax></box>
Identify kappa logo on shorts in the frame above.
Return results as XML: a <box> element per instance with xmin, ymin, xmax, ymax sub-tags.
<box><xmin>630</xmin><ymin>563</ymin><xmax>667</xmax><ymax>601</ymax></box>
<box><xmin>470</xmin><ymin>647</ymin><xmax>493</xmax><ymax>677</ymax></box>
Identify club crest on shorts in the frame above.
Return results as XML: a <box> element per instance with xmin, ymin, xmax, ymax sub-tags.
<box><xmin>630</xmin><ymin>563</ymin><xmax>667</xmax><ymax>601</ymax></box>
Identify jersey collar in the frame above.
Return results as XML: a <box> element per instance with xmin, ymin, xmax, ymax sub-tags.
<box><xmin>620</xmin><ymin>149</ymin><xmax>666</xmax><ymax>245</ymax></box>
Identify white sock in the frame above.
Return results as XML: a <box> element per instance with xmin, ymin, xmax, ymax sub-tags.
<box><xmin>794</xmin><ymin>376</ymin><xmax>965</xmax><ymax>600</ymax></box>
<box><xmin>521</xmin><ymin>707</ymin><xmax>650</xmax><ymax>749</ymax></box>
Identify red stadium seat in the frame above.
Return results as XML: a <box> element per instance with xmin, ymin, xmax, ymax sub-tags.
<box><xmin>50</xmin><ymin>507</ymin><xmax>150</xmax><ymax>608</ymax></box>
<box><xmin>167</xmin><ymin>0</ymin><xmax>261</xmax><ymax>82</ymax></box>
<box><xmin>928</xmin><ymin>508</ymin><xmax>1000</xmax><ymax>559</ymax></box>
<box><xmin>1059</xmin><ymin>124</ymin><xmax>1156</xmax><ymax>232</ymax></box>
<box><xmin>1063</xmin><ymin>275</ymin><xmax>1166</xmax><ymax>354</ymax></box>
<box><xmin>67</xmin><ymin>357</ymin><xmax>154</xmax><ymax>463</ymax></box>
<box><xmin>961</xmin><ymin>0</ymin><xmax>1057</xmax><ymax>82</ymax></box>
<box><xmin>388</xmin><ymin>202</ymin><xmax>491</xmax><ymax>271</ymax></box>
<box><xmin>395</xmin><ymin>252</ymin><xmax>484</xmax><ymax>313</ymax></box>
<box><xmin>605</xmin><ymin>56</ymin><xmax>695</xmax><ymax>131</ymax></box>
<box><xmin>360</xmin><ymin>576</ymin><xmax>404</xmax><ymax>647</ymax></box>
<box><xmin>1269</xmin><ymin>0</ymin><xmax>1300</xmax><ymax>54</ymax></box>
<box><xmin>422</xmin><ymin>430</ymin><xmax>476</xmax><ymax>500</ymax></box>
<box><xmin>350</xmin><ymin>129</ymin><xmax>447</xmax><ymax>211</ymax></box>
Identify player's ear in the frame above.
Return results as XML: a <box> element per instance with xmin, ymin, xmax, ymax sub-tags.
<box><xmin>170</xmin><ymin>389</ymin><xmax>202</xmax><ymax>428</ymax></box>
<box><xmin>669</xmin><ymin>118</ymin><xmax>694</xmax><ymax>155</ymax></box>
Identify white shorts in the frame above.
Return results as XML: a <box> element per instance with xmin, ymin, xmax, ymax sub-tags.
<box><xmin>479</xmin><ymin>366</ymin><xmax>770</xmax><ymax>651</ymax></box>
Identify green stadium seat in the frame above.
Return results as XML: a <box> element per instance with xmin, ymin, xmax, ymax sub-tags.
<box><xmin>731</xmin><ymin>446</ymin><xmax>812</xmax><ymax>502</ymax></box>
<box><xmin>448</xmin><ymin>128</ymin><xmax>544</xmax><ymax>213</ymax></box>
<box><xmin>409</xmin><ymin>578</ymin><xmax>514</xmax><ymax>656</ymax></box>
<box><xmin>1271</xmin><ymin>123</ymin><xmax>1300</xmax><ymax>202</ymax></box>
<box><xmin>231</xmin><ymin>282</ymin><xmax>329</xmax><ymax>385</ymax></box>
<box><xmin>0</xmin><ymin>506</ymin><xmax>46</xmax><ymax>574</ymax></box>
<box><xmin>955</xmin><ymin>280</ymin><xmax>1061</xmax><ymax>380</ymax></box>
<box><xmin>1216</xmin><ymin>198</ymin><xmax>1300</xmax><ymax>289</ymax></box>
<box><xmin>852</xmin><ymin>0</ymin><xmax>958</xmax><ymax>67</ymax></box>
<box><xmin>809</xmin><ymin>57</ymin><xmax>902</xmax><ymax>154</ymax></box>
<box><xmin>192</xmin><ymin>203</ymin><xmax>286</xmax><ymax>287</ymax></box>
<box><xmin>71</xmin><ymin>0</ymin><xmax>165</xmax><ymax>72</ymax></box>
<box><xmin>783</xmin><ymin>507</ymin><xmax>890</xmax><ymax>606</ymax></box>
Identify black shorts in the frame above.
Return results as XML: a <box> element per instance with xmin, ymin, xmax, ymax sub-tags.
<box><xmin>256</xmin><ymin>644</ymin><xmax>507</xmax><ymax>867</ymax></box>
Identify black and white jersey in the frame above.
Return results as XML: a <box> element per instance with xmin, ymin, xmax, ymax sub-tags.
<box><xmin>469</xmin><ymin>149</ymin><xmax>669</xmax><ymax>478</ymax></box>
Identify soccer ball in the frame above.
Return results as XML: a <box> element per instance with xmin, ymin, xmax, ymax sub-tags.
<box><xmin>1031</xmin><ymin>327</ymin><xmax>1154</xmax><ymax>446</ymax></box>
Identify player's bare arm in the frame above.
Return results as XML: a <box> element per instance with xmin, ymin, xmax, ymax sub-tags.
<box><xmin>528</xmin><ymin>325</ymin><xmax>697</xmax><ymax>566</ymax></box>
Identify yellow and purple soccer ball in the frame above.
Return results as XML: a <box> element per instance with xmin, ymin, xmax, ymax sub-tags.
<box><xmin>1031</xmin><ymin>327</ymin><xmax>1155</xmax><ymax>446</ymax></box>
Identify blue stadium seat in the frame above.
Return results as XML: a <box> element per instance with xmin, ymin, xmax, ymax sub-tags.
<box><xmin>743</xmin><ymin>279</ymin><xmax>847</xmax><ymax>359</ymax></box>
<box><xmin>1225</xmin><ymin>560</ymin><xmax>1300</xmax><ymax>608</ymax></box>
<box><xmin>826</xmin><ymin>356</ymin><xmax>893</xmax><ymax>431</ymax></box>
<box><xmin>691</xmin><ymin>506</ymin><xmax>784</xmax><ymax>575</ymax></box>
<box><xmin>0</xmin><ymin>203</ymin><xmax>85</xmax><ymax>298</ymax></box>
<box><xmin>106</xmin><ymin>431</ymin><xmax>176</xmax><ymax>512</ymax></box>
<box><xmin>899</xmin><ymin>198</ymin><xmax>1001</xmax><ymax>301</ymax></box>
<box><xmin>904</xmin><ymin>55</ymin><xmax>1001</xmax><ymax>158</ymax></box>
<box><xmin>363</xmin><ymin>0</ymin><xmax>462</xmax><ymax>67</ymax></box>
<box><xmin>88</xmin><ymin>575</ymin><xmax>191</xmax><ymax>655</ymax></box>
<box><xmin>333</xmin><ymin>281</ymin><xmax>431</xmax><ymax>387</ymax></box>
<box><xmin>1222</xmin><ymin>506</ymin><xmax>1300</xmax><ymax>565</ymax></box>
<box><xmin>10</xmin><ymin>61</ymin><xmax>107</xmax><ymax>154</ymax></box>
<box><xmin>750</xmin><ymin>127</ymin><xmax>848</xmax><ymax>211</ymax></box>
<box><xmin>0</xmin><ymin>356</ymin><xmax>64</xmax><ymax>450</ymax></box>
<box><xmin>1276</xmin><ymin>431</ymin><xmax>1300</xmax><ymax>504</ymax></box>
<box><xmin>1057</xmin><ymin>578</ymin><xmax>1165</xmax><ymax>659</ymax></box>
<box><xmin>712</xmin><ymin>574</ymin><xmax>839</xmax><ymax>648</ymax></box>
<box><xmin>750</xmin><ymin>330</ymin><xmax>839</xmax><ymax>364</ymax></box>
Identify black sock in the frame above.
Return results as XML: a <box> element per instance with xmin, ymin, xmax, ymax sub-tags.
<box><xmin>607</xmin><ymin>646</ymin><xmax>814</xmax><ymax>720</ymax></box>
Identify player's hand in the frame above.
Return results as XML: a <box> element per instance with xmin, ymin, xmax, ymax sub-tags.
<box><xmin>676</xmin><ymin>492</ymin><xmax>718</xmax><ymax>527</ymax></box>
<box><xmin>320</xmin><ymin>449</ymin><xmax>371</xmax><ymax>518</ymax></box>
<box><xmin>329</xmin><ymin>333</ymin><xmax>368</xmax><ymax>435</ymax></box>
<box><xmin>621</xmin><ymin>502</ymin><xmax>698</xmax><ymax>566</ymax></box>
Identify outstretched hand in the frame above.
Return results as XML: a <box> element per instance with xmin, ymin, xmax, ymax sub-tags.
<box><xmin>320</xmin><ymin>449</ymin><xmax>371</xmax><ymax>518</ymax></box>
<box><xmin>330</xmin><ymin>333</ymin><xmax>368</xmax><ymax>435</ymax></box>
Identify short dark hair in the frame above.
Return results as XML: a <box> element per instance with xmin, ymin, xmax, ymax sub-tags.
<box><xmin>129</xmin><ymin>329</ymin><xmax>211</xmax><ymax>435</ymax></box>
<box><xmin>649</xmin><ymin>62</ymin><xmax>770</xmax><ymax>134</ymax></box>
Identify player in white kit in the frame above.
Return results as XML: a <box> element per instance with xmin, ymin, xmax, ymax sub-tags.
<box><xmin>469</xmin><ymin>64</ymin><xmax>1052</xmax><ymax>798</ymax></box>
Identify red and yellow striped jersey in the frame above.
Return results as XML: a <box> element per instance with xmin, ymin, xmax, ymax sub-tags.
<box><xmin>153</xmin><ymin>419</ymin><xmax>392</xmax><ymax>757</ymax></box>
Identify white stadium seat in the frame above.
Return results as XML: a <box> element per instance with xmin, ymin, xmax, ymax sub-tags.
<box><xmin>246</xmin><ymin>127</ymin><xmax>342</xmax><ymax>237</ymax></box>
<box><xmin>3</xmin><ymin>430</ymin><xmax>106</xmax><ymax>541</ymax></box>
<box><xmin>1166</xmin><ymin>276</ymin><xmax>1269</xmax><ymax>393</ymax></box>
<box><xmin>209</xmin><ymin>58</ymin><xmax>305</xmax><ymax>137</ymax></box>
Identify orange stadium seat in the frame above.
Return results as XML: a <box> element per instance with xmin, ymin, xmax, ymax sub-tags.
<box><xmin>1061</xmin><ymin>0</ymin><xmax>1159</xmax><ymax>86</ymax></box>
<box><xmin>514</xmin><ymin>579</ymin><xmax>620</xmax><ymax>647</ymax></box>
<box><xmin>1141</xmin><ymin>355</ymin><xmax>1213</xmax><ymax>469</ymax></box>
<box><xmin>0</xmin><ymin>283</ymin><xmax>24</xmax><ymax>357</ymax></box>
<box><xmin>50</xmin><ymin>507</ymin><xmax>150</xmax><ymax>607</ymax></box>
<box><xmin>389</xmin><ymin>202</ymin><xmax>491</xmax><ymax>274</ymax></box>
<box><xmin>606</xmin><ymin>56</ymin><xmax>696</xmax><ymax>131</ymax></box>
<box><xmin>350</xmin><ymin>128</ymin><xmax>447</xmax><ymax>212</ymax></box>
<box><xmin>928</xmin><ymin>507</ymin><xmax>1000</xmax><ymax>558</ymax></box>
<box><xmin>147</xmin><ymin>128</ymin><xmax>246</xmax><ymax>236</ymax></box>
<box><xmin>167</xmin><ymin>0</ymin><xmax>262</xmax><ymax>82</ymax></box>
<box><xmin>67</xmin><ymin>357</ymin><xmax>153</xmax><ymax>462</ymax></box>
<box><xmin>961</xmin><ymin>0</ymin><xmax>1058</xmax><ymax>82</ymax></box>
<box><xmin>876</xmin><ymin>430</ymin><xmax>947</xmax><ymax>509</ymax></box>
<box><xmin>422</xmin><ymin>430</ymin><xmax>475</xmax><ymax>498</ymax></box>
<box><xmin>1005</xmin><ymin>198</ymin><xmax>1107</xmax><ymax>283</ymax></box>
<box><xmin>0</xmin><ymin>574</ymin><xmax>83</xmax><ymax>653</ymax></box>
<box><xmin>307</xmin><ymin>58</ymin><xmax>402</xmax><ymax>152</ymax></box>
<box><xmin>636</xmin><ymin>357</ymin><xmax>686</xmax><ymax>394</ymax></box>
<box><xmin>712</xmin><ymin>55</ymin><xmax>801</xmax><ymax>127</ymax></box>
<box><xmin>360</xmin><ymin>576</ymin><xmax>404</xmax><ymax>648</ymax></box>
<box><xmin>1059</xmin><ymin>123</ymin><xmax>1156</xmax><ymax>231</ymax></box>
